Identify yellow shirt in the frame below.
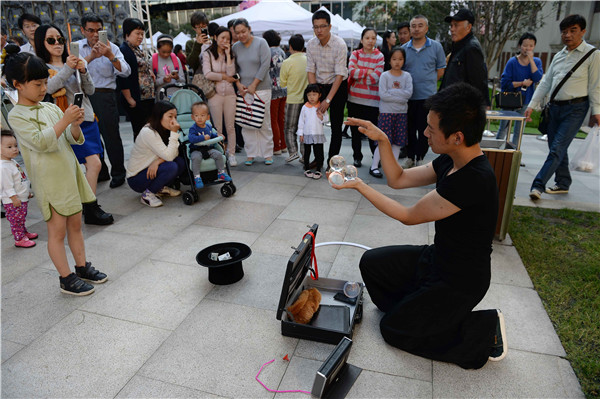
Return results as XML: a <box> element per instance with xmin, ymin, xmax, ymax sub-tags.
<box><xmin>280</xmin><ymin>53</ymin><xmax>309</xmax><ymax>104</ymax></box>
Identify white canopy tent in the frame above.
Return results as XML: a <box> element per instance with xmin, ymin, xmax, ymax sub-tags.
<box><xmin>173</xmin><ymin>32</ymin><xmax>192</xmax><ymax>48</ymax></box>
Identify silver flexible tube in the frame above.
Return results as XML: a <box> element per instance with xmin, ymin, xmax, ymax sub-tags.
<box><xmin>315</xmin><ymin>242</ymin><xmax>372</xmax><ymax>251</ymax></box>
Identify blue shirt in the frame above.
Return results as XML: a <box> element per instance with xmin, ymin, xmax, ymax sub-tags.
<box><xmin>78</xmin><ymin>39</ymin><xmax>131</xmax><ymax>90</ymax></box>
<box><xmin>188</xmin><ymin>122</ymin><xmax>218</xmax><ymax>151</ymax></box>
<box><xmin>402</xmin><ymin>37</ymin><xmax>446</xmax><ymax>100</ymax></box>
<box><xmin>500</xmin><ymin>56</ymin><xmax>544</xmax><ymax>105</ymax></box>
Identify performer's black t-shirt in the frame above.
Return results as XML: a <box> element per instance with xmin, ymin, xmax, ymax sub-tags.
<box><xmin>432</xmin><ymin>153</ymin><xmax>498</xmax><ymax>293</ymax></box>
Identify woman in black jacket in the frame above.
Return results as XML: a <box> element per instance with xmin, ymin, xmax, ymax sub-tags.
<box><xmin>117</xmin><ymin>18</ymin><xmax>155</xmax><ymax>139</ymax></box>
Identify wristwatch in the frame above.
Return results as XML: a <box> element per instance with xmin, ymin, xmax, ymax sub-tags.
<box><xmin>111</xmin><ymin>57</ymin><xmax>118</xmax><ymax>63</ymax></box>
<box><xmin>325</xmin><ymin>98</ymin><xmax>331</xmax><ymax>104</ymax></box>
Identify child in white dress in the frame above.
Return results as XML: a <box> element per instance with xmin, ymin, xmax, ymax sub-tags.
<box><xmin>297</xmin><ymin>84</ymin><xmax>329</xmax><ymax>179</ymax></box>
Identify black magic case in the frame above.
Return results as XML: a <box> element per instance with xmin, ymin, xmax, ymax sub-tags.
<box><xmin>276</xmin><ymin>224</ymin><xmax>364</xmax><ymax>344</ymax></box>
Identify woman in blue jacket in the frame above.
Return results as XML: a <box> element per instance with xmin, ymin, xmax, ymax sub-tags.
<box><xmin>496</xmin><ymin>32</ymin><xmax>543</xmax><ymax>146</ymax></box>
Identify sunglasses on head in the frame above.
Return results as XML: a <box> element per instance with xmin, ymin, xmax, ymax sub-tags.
<box><xmin>46</xmin><ymin>37</ymin><xmax>66</xmax><ymax>45</ymax></box>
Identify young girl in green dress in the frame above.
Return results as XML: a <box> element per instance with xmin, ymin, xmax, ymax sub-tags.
<box><xmin>3</xmin><ymin>44</ymin><xmax>108</xmax><ymax>296</ymax></box>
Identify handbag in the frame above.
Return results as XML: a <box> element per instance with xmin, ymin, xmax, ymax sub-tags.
<box><xmin>235</xmin><ymin>93</ymin><xmax>266</xmax><ymax>129</ymax></box>
<box><xmin>538</xmin><ymin>47</ymin><xmax>597</xmax><ymax>134</ymax></box>
<box><xmin>494</xmin><ymin>91</ymin><xmax>523</xmax><ymax>110</ymax></box>
<box><xmin>191</xmin><ymin>52</ymin><xmax>216</xmax><ymax>99</ymax></box>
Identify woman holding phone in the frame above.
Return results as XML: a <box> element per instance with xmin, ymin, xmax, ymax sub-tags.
<box><xmin>202</xmin><ymin>26</ymin><xmax>239</xmax><ymax>166</ymax></box>
<box><xmin>117</xmin><ymin>18</ymin><xmax>155</xmax><ymax>139</ymax></box>
<box><xmin>34</xmin><ymin>24</ymin><xmax>113</xmax><ymax>225</ymax></box>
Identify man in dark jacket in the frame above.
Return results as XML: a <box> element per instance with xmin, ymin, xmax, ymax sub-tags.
<box><xmin>439</xmin><ymin>9</ymin><xmax>490</xmax><ymax>106</ymax></box>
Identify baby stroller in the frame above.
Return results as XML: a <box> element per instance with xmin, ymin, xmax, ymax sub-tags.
<box><xmin>161</xmin><ymin>83</ymin><xmax>237</xmax><ymax>205</ymax></box>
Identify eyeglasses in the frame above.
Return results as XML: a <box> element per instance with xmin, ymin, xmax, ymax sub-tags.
<box><xmin>313</xmin><ymin>24</ymin><xmax>330</xmax><ymax>31</ymax></box>
<box><xmin>46</xmin><ymin>37</ymin><xmax>66</xmax><ymax>45</ymax></box>
<box><xmin>84</xmin><ymin>28</ymin><xmax>104</xmax><ymax>34</ymax></box>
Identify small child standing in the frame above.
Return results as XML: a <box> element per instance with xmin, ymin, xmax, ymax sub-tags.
<box><xmin>1</xmin><ymin>130</ymin><xmax>38</xmax><ymax>248</ymax></box>
<box><xmin>370</xmin><ymin>47</ymin><xmax>413</xmax><ymax>178</ymax></box>
<box><xmin>4</xmin><ymin>44</ymin><xmax>108</xmax><ymax>296</ymax></box>
<box><xmin>189</xmin><ymin>102</ymin><xmax>232</xmax><ymax>188</ymax></box>
<box><xmin>297</xmin><ymin>84</ymin><xmax>329</xmax><ymax>179</ymax></box>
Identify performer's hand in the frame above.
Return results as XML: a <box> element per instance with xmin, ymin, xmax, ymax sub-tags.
<box><xmin>330</xmin><ymin>176</ymin><xmax>363</xmax><ymax>191</ymax></box>
<box><xmin>345</xmin><ymin>117</ymin><xmax>387</xmax><ymax>142</ymax></box>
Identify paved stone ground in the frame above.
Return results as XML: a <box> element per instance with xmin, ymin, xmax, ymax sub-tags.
<box><xmin>2</xmin><ymin>120</ymin><xmax>595</xmax><ymax>398</ymax></box>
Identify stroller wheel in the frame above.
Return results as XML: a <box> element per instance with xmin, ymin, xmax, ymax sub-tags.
<box><xmin>183</xmin><ymin>191</ymin><xmax>195</xmax><ymax>205</ymax></box>
<box><xmin>220</xmin><ymin>184</ymin><xmax>234</xmax><ymax>198</ymax></box>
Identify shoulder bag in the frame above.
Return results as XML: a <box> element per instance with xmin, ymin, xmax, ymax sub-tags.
<box><xmin>191</xmin><ymin>51</ymin><xmax>216</xmax><ymax>99</ymax></box>
<box><xmin>235</xmin><ymin>93</ymin><xmax>266</xmax><ymax>129</ymax></box>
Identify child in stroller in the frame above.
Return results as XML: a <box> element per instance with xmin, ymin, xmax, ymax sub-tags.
<box><xmin>189</xmin><ymin>102</ymin><xmax>232</xmax><ymax>188</ymax></box>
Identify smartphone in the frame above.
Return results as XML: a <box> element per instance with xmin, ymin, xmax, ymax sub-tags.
<box><xmin>333</xmin><ymin>292</ymin><xmax>357</xmax><ymax>305</ymax></box>
<box><xmin>98</xmin><ymin>30</ymin><xmax>108</xmax><ymax>45</ymax></box>
<box><xmin>70</xmin><ymin>42</ymin><xmax>79</xmax><ymax>58</ymax></box>
<box><xmin>201</xmin><ymin>27</ymin><xmax>208</xmax><ymax>36</ymax></box>
<box><xmin>73</xmin><ymin>92</ymin><xmax>84</xmax><ymax>108</ymax></box>
<box><xmin>232</xmin><ymin>73</ymin><xmax>240</xmax><ymax>80</ymax></box>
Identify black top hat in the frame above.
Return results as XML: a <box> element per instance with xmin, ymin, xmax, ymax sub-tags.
<box><xmin>444</xmin><ymin>9</ymin><xmax>475</xmax><ymax>24</ymax></box>
<box><xmin>196</xmin><ymin>242</ymin><xmax>252</xmax><ymax>285</ymax></box>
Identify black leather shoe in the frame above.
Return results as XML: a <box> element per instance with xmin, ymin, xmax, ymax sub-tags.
<box><xmin>353</xmin><ymin>159</ymin><xmax>362</xmax><ymax>167</ymax></box>
<box><xmin>235</xmin><ymin>144</ymin><xmax>243</xmax><ymax>153</ymax></box>
<box><xmin>369</xmin><ymin>168</ymin><xmax>383</xmax><ymax>178</ymax></box>
<box><xmin>98</xmin><ymin>170</ymin><xmax>111</xmax><ymax>182</ymax></box>
<box><xmin>109</xmin><ymin>175</ymin><xmax>125</xmax><ymax>188</ymax></box>
<box><xmin>398</xmin><ymin>147</ymin><xmax>407</xmax><ymax>159</ymax></box>
<box><xmin>83</xmin><ymin>202</ymin><xmax>114</xmax><ymax>225</ymax></box>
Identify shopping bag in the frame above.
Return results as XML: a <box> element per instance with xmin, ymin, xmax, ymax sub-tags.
<box><xmin>569</xmin><ymin>125</ymin><xmax>599</xmax><ymax>173</ymax></box>
<box><xmin>235</xmin><ymin>93</ymin><xmax>266</xmax><ymax>129</ymax></box>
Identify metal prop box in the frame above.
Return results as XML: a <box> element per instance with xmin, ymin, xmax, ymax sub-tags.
<box><xmin>276</xmin><ymin>224</ymin><xmax>364</xmax><ymax>344</ymax></box>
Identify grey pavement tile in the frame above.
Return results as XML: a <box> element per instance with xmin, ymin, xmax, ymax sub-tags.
<box><xmin>433</xmin><ymin>349</ymin><xmax>584</xmax><ymax>398</ymax></box>
<box><xmin>149</xmin><ymin>224</ymin><xmax>260</xmax><ymax>267</ymax></box>
<box><xmin>80</xmin><ymin>259</ymin><xmax>211</xmax><ymax>330</ymax></box>
<box><xmin>251</xmin><ymin>219</ymin><xmax>345</xmax><ymax>263</ymax></box>
<box><xmin>355</xmin><ymin>193</ymin><xmax>421</xmax><ymax>217</ymax></box>
<box><xmin>278</xmin><ymin>196</ymin><xmax>358</xmax><ymax>227</ymax></box>
<box><xmin>490</xmin><ymin>243</ymin><xmax>533</xmax><ymax>288</ymax></box>
<box><xmin>367</xmin><ymin>183</ymin><xmax>431</xmax><ymax>198</ymax></box>
<box><xmin>327</xmin><ymin>245</ymin><xmax>366</xmax><ymax>283</ymax></box>
<box><xmin>253</xmin><ymin>172</ymin><xmax>311</xmax><ymax>187</ymax></box>
<box><xmin>343</xmin><ymin>214</ymin><xmax>428</xmax><ymax>248</ymax></box>
<box><xmin>206</xmin><ymin>251</ymin><xmax>332</xmax><ymax>312</ymax></box>
<box><xmin>196</xmin><ymin>199</ymin><xmax>285</xmax><ymax>233</ymax></box>
<box><xmin>223</xmin><ymin>169</ymin><xmax>260</xmax><ymax>191</ymax></box>
<box><xmin>347</xmin><ymin>369</ymin><xmax>432</xmax><ymax>399</ymax></box>
<box><xmin>1</xmin><ymin>235</ymin><xmax>49</xmax><ymax>285</ymax></box>
<box><xmin>232</xmin><ymin>179</ymin><xmax>304</xmax><ymax>206</ymax></box>
<box><xmin>116</xmin><ymin>375</ymin><xmax>226</xmax><ymax>398</ymax></box>
<box><xmin>1</xmin><ymin>340</ymin><xmax>24</xmax><ymax>364</ymax></box>
<box><xmin>347</xmin><ymin>300</ymin><xmax>433</xmax><ymax>382</ymax></box>
<box><xmin>297</xmin><ymin>178</ymin><xmax>363</xmax><ymax>202</ymax></box>
<box><xmin>2</xmin><ymin>311</ymin><xmax>170</xmax><ymax>398</ymax></box>
<box><xmin>274</xmin><ymin>356</ymin><xmax>321</xmax><ymax>399</ymax></box>
<box><xmin>1</xmin><ymin>267</ymin><xmax>96</xmax><ymax>345</ymax></box>
<box><xmin>139</xmin><ymin>299</ymin><xmax>298</xmax><ymax>398</ymax></box>
<box><xmin>94</xmin><ymin>184</ymin><xmax>150</xmax><ymax>216</ymax></box>
<box><xmin>476</xmin><ymin>283</ymin><xmax>566</xmax><ymax>357</ymax></box>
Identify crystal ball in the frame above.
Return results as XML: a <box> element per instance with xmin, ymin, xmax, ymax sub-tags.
<box><xmin>328</xmin><ymin>171</ymin><xmax>344</xmax><ymax>186</ymax></box>
<box><xmin>343</xmin><ymin>281</ymin><xmax>361</xmax><ymax>298</ymax></box>
<box><xmin>329</xmin><ymin>155</ymin><xmax>346</xmax><ymax>172</ymax></box>
<box><xmin>343</xmin><ymin>165</ymin><xmax>358</xmax><ymax>181</ymax></box>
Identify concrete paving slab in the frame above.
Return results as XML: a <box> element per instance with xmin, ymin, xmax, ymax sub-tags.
<box><xmin>196</xmin><ymin>199</ymin><xmax>284</xmax><ymax>233</ymax></box>
<box><xmin>1</xmin><ymin>311</ymin><xmax>170</xmax><ymax>398</ymax></box>
<box><xmin>80</xmin><ymin>259</ymin><xmax>211</xmax><ymax>330</ymax></box>
<box><xmin>477</xmin><ymin>283</ymin><xmax>566</xmax><ymax>357</ymax></box>
<box><xmin>1</xmin><ymin>267</ymin><xmax>95</xmax><ymax>345</ymax></box>
<box><xmin>347</xmin><ymin>369</ymin><xmax>432</xmax><ymax>399</ymax></box>
<box><xmin>150</xmin><ymin>224</ymin><xmax>260</xmax><ymax>267</ymax></box>
<box><xmin>251</xmin><ymin>219</ymin><xmax>344</xmax><ymax>263</ymax></box>
<box><xmin>327</xmin><ymin>245</ymin><xmax>366</xmax><ymax>283</ymax></box>
<box><xmin>355</xmin><ymin>193</ymin><xmax>420</xmax><ymax>217</ymax></box>
<box><xmin>116</xmin><ymin>375</ymin><xmax>226</xmax><ymax>398</ymax></box>
<box><xmin>433</xmin><ymin>349</ymin><xmax>584</xmax><ymax>398</ymax></box>
<box><xmin>232</xmin><ymin>179</ymin><xmax>304</xmax><ymax>207</ymax></box>
<box><xmin>490</xmin><ymin>244</ymin><xmax>534</xmax><ymax>288</ymax></box>
<box><xmin>278</xmin><ymin>195</ymin><xmax>358</xmax><ymax>227</ymax></box>
<box><xmin>205</xmin><ymin>251</ymin><xmax>331</xmax><ymax>312</ymax></box>
<box><xmin>253</xmin><ymin>172</ymin><xmax>311</xmax><ymax>187</ymax></box>
<box><xmin>343</xmin><ymin>213</ymin><xmax>428</xmax><ymax>248</ymax></box>
<box><xmin>1</xmin><ymin>235</ymin><xmax>49</xmax><ymax>285</ymax></box>
<box><xmin>1</xmin><ymin>340</ymin><xmax>24</xmax><ymax>364</ymax></box>
<box><xmin>274</xmin><ymin>356</ymin><xmax>321</xmax><ymax>399</ymax></box>
<box><xmin>297</xmin><ymin>178</ymin><xmax>363</xmax><ymax>202</ymax></box>
<box><xmin>138</xmin><ymin>299</ymin><xmax>298</xmax><ymax>398</ymax></box>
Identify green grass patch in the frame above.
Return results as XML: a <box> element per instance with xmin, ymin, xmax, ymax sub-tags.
<box><xmin>509</xmin><ymin>206</ymin><xmax>600</xmax><ymax>398</ymax></box>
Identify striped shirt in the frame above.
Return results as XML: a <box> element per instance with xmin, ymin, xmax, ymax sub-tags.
<box><xmin>306</xmin><ymin>34</ymin><xmax>348</xmax><ymax>84</ymax></box>
<box><xmin>347</xmin><ymin>48</ymin><xmax>384</xmax><ymax>107</ymax></box>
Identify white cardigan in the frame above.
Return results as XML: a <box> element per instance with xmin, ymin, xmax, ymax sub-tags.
<box><xmin>126</xmin><ymin>126</ymin><xmax>180</xmax><ymax>178</ymax></box>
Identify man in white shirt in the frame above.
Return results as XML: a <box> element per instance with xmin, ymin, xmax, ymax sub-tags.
<box><xmin>525</xmin><ymin>14</ymin><xmax>599</xmax><ymax>200</ymax></box>
<box><xmin>17</xmin><ymin>13</ymin><xmax>40</xmax><ymax>54</ymax></box>
<box><xmin>78</xmin><ymin>13</ymin><xmax>131</xmax><ymax>189</ymax></box>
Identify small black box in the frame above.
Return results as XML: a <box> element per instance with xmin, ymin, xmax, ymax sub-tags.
<box><xmin>276</xmin><ymin>224</ymin><xmax>364</xmax><ymax>344</ymax></box>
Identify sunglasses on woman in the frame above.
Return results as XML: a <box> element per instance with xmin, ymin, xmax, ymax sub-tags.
<box><xmin>46</xmin><ymin>37</ymin><xmax>66</xmax><ymax>45</ymax></box>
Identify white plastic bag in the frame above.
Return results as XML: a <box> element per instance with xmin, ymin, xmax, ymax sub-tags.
<box><xmin>570</xmin><ymin>125</ymin><xmax>599</xmax><ymax>173</ymax></box>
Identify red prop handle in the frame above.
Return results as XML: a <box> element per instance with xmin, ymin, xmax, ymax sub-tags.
<box><xmin>303</xmin><ymin>231</ymin><xmax>318</xmax><ymax>280</ymax></box>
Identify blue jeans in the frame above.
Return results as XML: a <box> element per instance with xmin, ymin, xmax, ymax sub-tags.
<box><xmin>496</xmin><ymin>103</ymin><xmax>527</xmax><ymax>146</ymax></box>
<box><xmin>531</xmin><ymin>100</ymin><xmax>589</xmax><ymax>191</ymax></box>
<box><xmin>127</xmin><ymin>156</ymin><xmax>186</xmax><ymax>194</ymax></box>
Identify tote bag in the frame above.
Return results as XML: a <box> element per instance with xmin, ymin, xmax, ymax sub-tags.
<box><xmin>235</xmin><ymin>93</ymin><xmax>266</xmax><ymax>129</ymax></box>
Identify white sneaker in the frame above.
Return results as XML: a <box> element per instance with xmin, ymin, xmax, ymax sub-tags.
<box><xmin>537</xmin><ymin>134</ymin><xmax>548</xmax><ymax>141</ymax></box>
<box><xmin>483</xmin><ymin>130</ymin><xmax>495</xmax><ymax>137</ymax></box>
<box><xmin>273</xmin><ymin>150</ymin><xmax>282</xmax><ymax>155</ymax></box>
<box><xmin>228</xmin><ymin>153</ymin><xmax>238</xmax><ymax>167</ymax></box>
<box><xmin>286</xmin><ymin>152</ymin><xmax>300</xmax><ymax>163</ymax></box>
<box><xmin>415</xmin><ymin>160</ymin><xmax>426</xmax><ymax>167</ymax></box>
<box><xmin>158</xmin><ymin>186</ymin><xmax>181</xmax><ymax>197</ymax></box>
<box><xmin>402</xmin><ymin>158</ymin><xmax>415</xmax><ymax>169</ymax></box>
<box><xmin>140</xmin><ymin>190</ymin><xmax>163</xmax><ymax>207</ymax></box>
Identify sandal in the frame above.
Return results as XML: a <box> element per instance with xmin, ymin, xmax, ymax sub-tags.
<box><xmin>304</xmin><ymin>170</ymin><xmax>314</xmax><ymax>178</ymax></box>
<box><xmin>312</xmin><ymin>171</ymin><xmax>322</xmax><ymax>180</ymax></box>
<box><xmin>244</xmin><ymin>158</ymin><xmax>254</xmax><ymax>166</ymax></box>
<box><xmin>265</xmin><ymin>158</ymin><xmax>273</xmax><ymax>165</ymax></box>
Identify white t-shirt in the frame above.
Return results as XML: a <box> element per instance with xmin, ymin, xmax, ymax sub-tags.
<box><xmin>1</xmin><ymin>160</ymin><xmax>30</xmax><ymax>204</ymax></box>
